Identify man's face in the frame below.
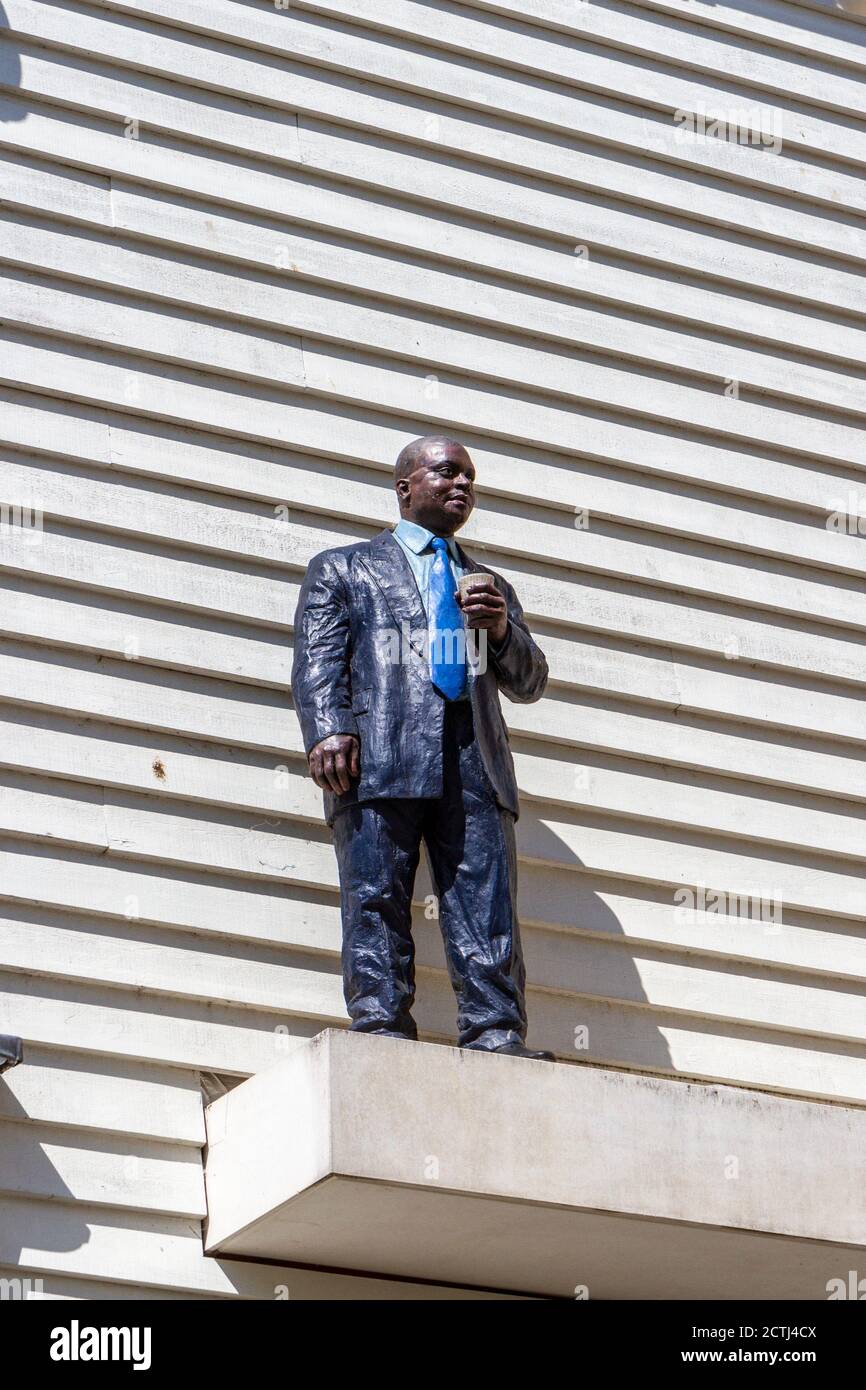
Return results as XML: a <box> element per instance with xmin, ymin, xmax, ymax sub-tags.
<box><xmin>396</xmin><ymin>442</ymin><xmax>476</xmax><ymax>535</ymax></box>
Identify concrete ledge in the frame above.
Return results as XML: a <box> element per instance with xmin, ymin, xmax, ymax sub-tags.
<box><xmin>203</xmin><ymin>1030</ymin><xmax>866</xmax><ymax>1298</ymax></box>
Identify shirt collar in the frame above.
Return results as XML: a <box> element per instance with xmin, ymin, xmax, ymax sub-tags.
<box><xmin>393</xmin><ymin>518</ymin><xmax>460</xmax><ymax>562</ymax></box>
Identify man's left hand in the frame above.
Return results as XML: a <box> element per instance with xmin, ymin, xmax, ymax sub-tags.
<box><xmin>456</xmin><ymin>578</ymin><xmax>508</xmax><ymax>646</ymax></box>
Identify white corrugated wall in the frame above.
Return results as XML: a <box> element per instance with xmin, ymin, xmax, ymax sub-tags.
<box><xmin>0</xmin><ymin>0</ymin><xmax>865</xmax><ymax>1297</ymax></box>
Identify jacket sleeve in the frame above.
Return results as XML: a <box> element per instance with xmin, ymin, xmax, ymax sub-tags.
<box><xmin>291</xmin><ymin>551</ymin><xmax>359</xmax><ymax>755</ymax></box>
<box><xmin>487</xmin><ymin>576</ymin><xmax>549</xmax><ymax>704</ymax></box>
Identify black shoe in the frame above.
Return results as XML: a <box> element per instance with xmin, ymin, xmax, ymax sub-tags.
<box><xmin>362</xmin><ymin>1028</ymin><xmax>416</xmax><ymax>1041</ymax></box>
<box><xmin>491</xmin><ymin>1041</ymin><xmax>556</xmax><ymax>1062</ymax></box>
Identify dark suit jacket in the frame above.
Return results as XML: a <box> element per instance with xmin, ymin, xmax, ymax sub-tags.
<box><xmin>291</xmin><ymin>528</ymin><xmax>549</xmax><ymax>825</ymax></box>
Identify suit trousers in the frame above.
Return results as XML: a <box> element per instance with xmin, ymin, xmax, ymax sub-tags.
<box><xmin>331</xmin><ymin>700</ymin><xmax>528</xmax><ymax>1050</ymax></box>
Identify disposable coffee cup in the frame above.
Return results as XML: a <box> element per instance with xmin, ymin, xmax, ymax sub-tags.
<box><xmin>457</xmin><ymin>573</ymin><xmax>491</xmax><ymax>600</ymax></box>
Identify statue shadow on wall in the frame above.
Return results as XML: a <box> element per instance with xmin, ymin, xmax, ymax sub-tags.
<box><xmin>413</xmin><ymin>741</ymin><xmax>677</xmax><ymax>1072</ymax></box>
<box><xmin>0</xmin><ymin>1010</ymin><xmax>91</xmax><ymax>1286</ymax></box>
<box><xmin>0</xmin><ymin>4</ymin><xmax>24</xmax><ymax>121</ymax></box>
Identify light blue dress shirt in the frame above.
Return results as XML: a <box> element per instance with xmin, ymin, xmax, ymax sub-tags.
<box><xmin>392</xmin><ymin>518</ymin><xmax>467</xmax><ymax>614</ymax></box>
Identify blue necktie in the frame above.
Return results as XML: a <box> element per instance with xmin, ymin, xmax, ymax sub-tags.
<box><xmin>428</xmin><ymin>536</ymin><xmax>467</xmax><ymax>700</ymax></box>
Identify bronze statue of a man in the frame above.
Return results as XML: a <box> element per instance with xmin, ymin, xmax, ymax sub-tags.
<box><xmin>292</xmin><ymin>436</ymin><xmax>554</xmax><ymax>1060</ymax></box>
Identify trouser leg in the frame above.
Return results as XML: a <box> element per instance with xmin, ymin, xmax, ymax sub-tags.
<box><xmin>422</xmin><ymin>703</ymin><xmax>528</xmax><ymax>1049</ymax></box>
<box><xmin>331</xmin><ymin>799</ymin><xmax>425</xmax><ymax>1038</ymax></box>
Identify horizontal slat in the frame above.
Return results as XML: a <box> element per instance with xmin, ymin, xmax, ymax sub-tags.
<box><xmin>542</xmin><ymin>757</ymin><xmax>866</xmax><ymax>862</ymax></box>
<box><xmin>4</xmin><ymin>590</ymin><xmax>866</xmax><ymax>765</ymax></box>
<box><xmin>302</xmin><ymin>118</ymin><xmax>866</xmax><ymax>262</ymax></box>
<box><xmin>0</xmin><ymin>1044</ymin><xmax>204</xmax><ymax>1142</ymax></box>
<box><xmin>6</xmin><ymin>503</ymin><xmax>866</xmax><ymax>675</ymax></box>
<box><xmin>0</xmin><ymin>643</ymin><xmax>292</xmax><ymax>743</ymax></box>
<box><xmin>4</xmin><ymin>678</ymin><xmax>866</xmax><ymax>820</ymax></box>
<box><xmin>3</xmin><ymin>698</ymin><xmax>866</xmax><ymax>873</ymax></box>
<box><xmin>303</xmin><ymin>111</ymin><xmax>866</xmax><ymax>284</ymax></box>
<box><xmin>0</xmin><ymin>1265</ymin><xmax>214</xmax><ymax>1298</ymax></box>
<box><xmin>3</xmin><ymin>838</ymin><xmax>866</xmax><ymax>988</ymax></box>
<box><xmin>8</xmin><ymin>528</ymin><xmax>866</xmax><ymax>695</ymax></box>
<box><xmin>4</xmin><ymin>212</ymin><xmax>865</xmax><ymax>422</ymax></box>
<box><xmin>4</xmin><ymin>268</ymin><xmax>864</xmax><ymax>474</ymax></box>
<box><xmin>0</xmin><ymin>153</ymin><xmax>112</xmax><ymax>225</ymax></box>
<box><xmin>0</xmin><ymin>772</ymin><xmax>106</xmax><ymax>849</ymax></box>
<box><xmin>0</xmin><ymin>842</ymin><xmax>341</xmax><ymax>952</ymax></box>
<box><xmin>0</xmin><ymin>275</ymin><xmax>305</xmax><ymax>389</ymax></box>
<box><xmin>106</xmin><ymin>187</ymin><xmax>866</xmax><ymax>386</ymax></box>
<box><xmin>0</xmin><ymin>911</ymin><xmax>343</xmax><ymax>1019</ymax></box>
<box><xmin>5</xmin><ymin>968</ymin><xmax>866</xmax><ymax>1101</ymax></box>
<box><xmin>5</xmin><ymin>904</ymin><xmax>866</xmax><ymax>1047</ymax></box>
<box><xmin>4</xmin><ymin>385</ymin><xmax>865</xmax><ymax>584</ymax></box>
<box><xmin>4</xmin><ymin>764</ymin><xmax>866</xmax><ymax>929</ymax></box>
<box><xmin>0</xmin><ymin>1118</ymin><xmax>204</xmax><ymax>1216</ymax></box>
<box><xmin>0</xmin><ymin>522</ymin><xmax>294</xmax><ymax>631</ymax></box>
<box><xmin>10</xmin><ymin>0</ymin><xmax>866</xmax><ymax>217</ymax></box>
<box><xmin>0</xmin><ymin>572</ymin><xmax>291</xmax><ymax>681</ymax></box>
<box><xmin>516</xmin><ymin>701</ymin><xmax>866</xmax><ymax>804</ymax></box>
<box><xmin>4</xmin><ymin>154</ymin><xmax>862</xmax><ymax>380</ymax></box>
<box><xmin>3</xmin><ymin>155</ymin><xmax>861</xmax><ymax>380</ymax></box>
<box><xmin>0</xmin><ymin>971</ymin><xmax>324</xmax><ymax>1073</ymax></box>
<box><xmin>293</xmin><ymin>0</ymin><xmax>866</xmax><ymax>121</ymax></box>
<box><xmin>295</xmin><ymin>0</ymin><xmax>866</xmax><ymax>117</ymax></box>
<box><xmin>304</xmin><ymin>338</ymin><xmax>866</xmax><ymax>477</ymax></box>
<box><xmin>604</xmin><ymin>0</ymin><xmax>866</xmax><ymax>70</ymax></box>
<box><xmin>0</xmin><ymin>387</ymin><xmax>114</xmax><ymax>467</ymax></box>
<box><xmin>6</xmin><ymin>355</ymin><xmax>866</xmax><ymax>534</ymax></box>
<box><xmin>519</xmin><ymin>810</ymin><xmax>866</xmax><ymax>927</ymax></box>
<box><xmin>0</xmin><ymin>1200</ymin><xmax>515</xmax><ymax>1296</ymax></box>
<box><xmin>197</xmin><ymin>779</ymin><xmax>866</xmax><ymax>926</ymax></box>
<box><xmin>3</xmin><ymin>27</ymin><xmax>305</xmax><ymax>164</ymax></box>
<box><xmin>6</xmin><ymin>453</ymin><xmax>866</xmax><ymax>630</ymax></box>
<box><xmin>2</xmin><ymin>153</ymin><xmax>858</xmax><ymax>402</ymax></box>
<box><xmin>3</xmin><ymin>97</ymin><xmax>864</xmax><ymax>321</ymax></box>
<box><xmin>530</xmin><ymin>639</ymin><xmax>866</xmax><ymax>746</ymax></box>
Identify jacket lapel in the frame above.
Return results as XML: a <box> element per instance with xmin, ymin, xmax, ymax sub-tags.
<box><xmin>455</xmin><ymin>540</ymin><xmax>484</xmax><ymax>576</ymax></box>
<box><xmin>359</xmin><ymin>530</ymin><xmax>429</xmax><ymax>660</ymax></box>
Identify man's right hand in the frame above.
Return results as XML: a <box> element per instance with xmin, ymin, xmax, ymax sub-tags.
<box><xmin>308</xmin><ymin>734</ymin><xmax>360</xmax><ymax>795</ymax></box>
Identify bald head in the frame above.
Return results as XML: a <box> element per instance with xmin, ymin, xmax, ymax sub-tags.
<box><xmin>394</xmin><ymin>436</ymin><xmax>476</xmax><ymax>536</ymax></box>
<box><xmin>395</xmin><ymin>436</ymin><xmax>464</xmax><ymax>485</ymax></box>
